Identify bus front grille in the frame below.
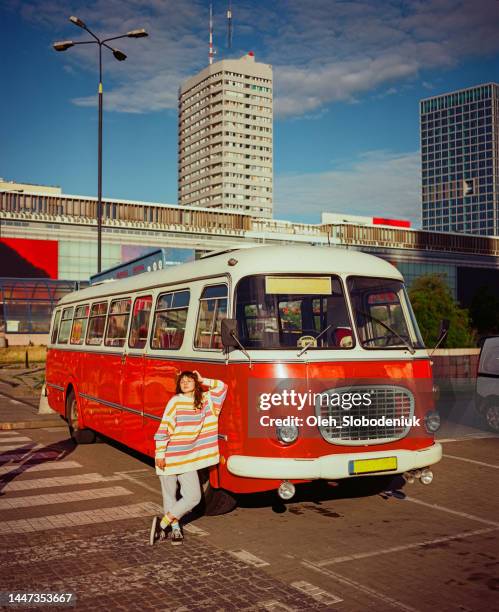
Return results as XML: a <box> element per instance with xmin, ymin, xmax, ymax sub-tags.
<box><xmin>315</xmin><ymin>385</ymin><xmax>415</xmax><ymax>445</ymax></box>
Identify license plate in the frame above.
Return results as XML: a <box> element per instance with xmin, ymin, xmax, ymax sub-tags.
<box><xmin>349</xmin><ymin>457</ymin><xmax>397</xmax><ymax>475</ymax></box>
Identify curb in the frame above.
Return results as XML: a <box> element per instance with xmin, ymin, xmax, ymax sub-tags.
<box><xmin>0</xmin><ymin>388</ymin><xmax>38</xmax><ymax>409</ymax></box>
<box><xmin>0</xmin><ymin>418</ymin><xmax>66</xmax><ymax>430</ymax></box>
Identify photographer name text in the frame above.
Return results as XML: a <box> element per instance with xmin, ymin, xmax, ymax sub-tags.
<box><xmin>260</xmin><ymin>415</ymin><xmax>420</xmax><ymax>427</ymax></box>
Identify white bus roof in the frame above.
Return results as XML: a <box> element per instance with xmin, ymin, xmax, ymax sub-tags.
<box><xmin>58</xmin><ymin>245</ymin><xmax>403</xmax><ymax>306</ymax></box>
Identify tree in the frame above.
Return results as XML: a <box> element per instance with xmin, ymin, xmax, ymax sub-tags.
<box><xmin>408</xmin><ymin>274</ymin><xmax>476</xmax><ymax>348</ymax></box>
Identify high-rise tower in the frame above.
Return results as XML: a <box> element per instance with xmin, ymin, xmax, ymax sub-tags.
<box><xmin>421</xmin><ymin>83</ymin><xmax>499</xmax><ymax>236</ymax></box>
<box><xmin>178</xmin><ymin>53</ymin><xmax>273</xmax><ymax>218</ymax></box>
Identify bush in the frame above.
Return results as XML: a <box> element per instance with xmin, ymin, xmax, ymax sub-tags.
<box><xmin>408</xmin><ymin>275</ymin><xmax>476</xmax><ymax>348</ymax></box>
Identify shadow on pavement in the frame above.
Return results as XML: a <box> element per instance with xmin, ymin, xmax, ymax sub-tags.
<box><xmin>235</xmin><ymin>473</ymin><xmax>408</xmax><ymax>514</ymax></box>
<box><xmin>0</xmin><ymin>439</ymin><xmax>75</xmax><ymax>494</ymax></box>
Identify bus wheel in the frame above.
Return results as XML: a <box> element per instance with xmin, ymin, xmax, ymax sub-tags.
<box><xmin>484</xmin><ymin>402</ymin><xmax>499</xmax><ymax>432</ymax></box>
<box><xmin>203</xmin><ymin>482</ymin><xmax>237</xmax><ymax>516</ymax></box>
<box><xmin>66</xmin><ymin>391</ymin><xmax>95</xmax><ymax>444</ymax></box>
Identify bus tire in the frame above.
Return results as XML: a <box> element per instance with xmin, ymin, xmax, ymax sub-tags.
<box><xmin>203</xmin><ymin>483</ymin><xmax>237</xmax><ymax>516</ymax></box>
<box><xmin>66</xmin><ymin>391</ymin><xmax>96</xmax><ymax>444</ymax></box>
<box><xmin>484</xmin><ymin>401</ymin><xmax>499</xmax><ymax>433</ymax></box>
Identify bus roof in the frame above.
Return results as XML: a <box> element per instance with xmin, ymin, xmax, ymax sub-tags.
<box><xmin>58</xmin><ymin>245</ymin><xmax>403</xmax><ymax>306</ymax></box>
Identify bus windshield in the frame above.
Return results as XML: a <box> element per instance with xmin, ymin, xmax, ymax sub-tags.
<box><xmin>347</xmin><ymin>276</ymin><xmax>425</xmax><ymax>350</ymax></box>
<box><xmin>235</xmin><ymin>275</ymin><xmax>354</xmax><ymax>349</ymax></box>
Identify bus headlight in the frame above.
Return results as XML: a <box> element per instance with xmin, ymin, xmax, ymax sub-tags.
<box><xmin>424</xmin><ymin>410</ymin><xmax>441</xmax><ymax>433</ymax></box>
<box><xmin>276</xmin><ymin>424</ymin><xmax>299</xmax><ymax>444</ymax></box>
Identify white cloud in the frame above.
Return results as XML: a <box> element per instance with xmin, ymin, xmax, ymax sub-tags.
<box><xmin>8</xmin><ymin>0</ymin><xmax>499</xmax><ymax>116</ymax></box>
<box><xmin>274</xmin><ymin>150</ymin><xmax>421</xmax><ymax>226</ymax></box>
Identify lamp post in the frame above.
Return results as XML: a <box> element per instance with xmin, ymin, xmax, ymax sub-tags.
<box><xmin>53</xmin><ymin>17</ymin><xmax>148</xmax><ymax>273</ymax></box>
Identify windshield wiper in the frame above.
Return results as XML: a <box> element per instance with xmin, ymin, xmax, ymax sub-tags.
<box><xmin>297</xmin><ymin>323</ymin><xmax>334</xmax><ymax>357</ymax></box>
<box><xmin>357</xmin><ymin>309</ymin><xmax>415</xmax><ymax>355</ymax></box>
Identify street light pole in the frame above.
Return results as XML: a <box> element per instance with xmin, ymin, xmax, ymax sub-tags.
<box><xmin>98</xmin><ymin>42</ymin><xmax>103</xmax><ymax>274</ymax></box>
<box><xmin>53</xmin><ymin>17</ymin><xmax>148</xmax><ymax>273</ymax></box>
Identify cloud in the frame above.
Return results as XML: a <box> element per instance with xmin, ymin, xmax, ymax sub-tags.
<box><xmin>270</xmin><ymin>0</ymin><xmax>499</xmax><ymax>116</ymax></box>
<box><xmin>274</xmin><ymin>150</ymin><xmax>421</xmax><ymax>226</ymax></box>
<box><xmin>8</xmin><ymin>0</ymin><xmax>499</xmax><ymax>116</ymax></box>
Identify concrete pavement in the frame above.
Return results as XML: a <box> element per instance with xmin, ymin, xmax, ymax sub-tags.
<box><xmin>0</xmin><ymin>366</ymin><xmax>64</xmax><ymax>430</ymax></box>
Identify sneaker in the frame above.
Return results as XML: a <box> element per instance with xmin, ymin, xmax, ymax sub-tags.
<box><xmin>149</xmin><ymin>516</ymin><xmax>164</xmax><ymax>546</ymax></box>
<box><xmin>170</xmin><ymin>527</ymin><xmax>184</xmax><ymax>546</ymax></box>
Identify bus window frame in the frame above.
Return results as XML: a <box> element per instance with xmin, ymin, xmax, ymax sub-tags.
<box><xmin>57</xmin><ymin>307</ymin><xmax>74</xmax><ymax>345</ymax></box>
<box><xmin>85</xmin><ymin>300</ymin><xmax>109</xmax><ymax>346</ymax></box>
<box><xmin>150</xmin><ymin>288</ymin><xmax>190</xmax><ymax>351</ymax></box>
<box><xmin>193</xmin><ymin>283</ymin><xmax>228</xmax><ymax>352</ymax></box>
<box><xmin>70</xmin><ymin>303</ymin><xmax>90</xmax><ymax>346</ymax></box>
<box><xmin>233</xmin><ymin>274</ymin><xmax>354</xmax><ymax>351</ymax></box>
<box><xmin>50</xmin><ymin>309</ymin><xmax>62</xmax><ymax>345</ymax></box>
<box><xmin>128</xmin><ymin>294</ymin><xmax>153</xmax><ymax>351</ymax></box>
<box><xmin>346</xmin><ymin>275</ymin><xmax>424</xmax><ymax>350</ymax></box>
<box><xmin>104</xmin><ymin>296</ymin><xmax>132</xmax><ymax>349</ymax></box>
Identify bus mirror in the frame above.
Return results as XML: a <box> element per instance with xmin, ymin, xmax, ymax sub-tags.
<box><xmin>221</xmin><ymin>319</ymin><xmax>239</xmax><ymax>348</ymax></box>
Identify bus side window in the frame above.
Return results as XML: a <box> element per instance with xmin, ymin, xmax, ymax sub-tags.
<box><xmin>194</xmin><ymin>284</ymin><xmax>228</xmax><ymax>350</ymax></box>
<box><xmin>105</xmin><ymin>298</ymin><xmax>132</xmax><ymax>348</ymax></box>
<box><xmin>151</xmin><ymin>290</ymin><xmax>189</xmax><ymax>350</ymax></box>
<box><xmin>70</xmin><ymin>304</ymin><xmax>89</xmax><ymax>345</ymax></box>
<box><xmin>129</xmin><ymin>296</ymin><xmax>152</xmax><ymax>349</ymax></box>
<box><xmin>57</xmin><ymin>307</ymin><xmax>74</xmax><ymax>344</ymax></box>
<box><xmin>86</xmin><ymin>301</ymin><xmax>108</xmax><ymax>345</ymax></box>
<box><xmin>50</xmin><ymin>310</ymin><xmax>62</xmax><ymax>345</ymax></box>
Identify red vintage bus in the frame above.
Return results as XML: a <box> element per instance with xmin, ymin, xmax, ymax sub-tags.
<box><xmin>46</xmin><ymin>245</ymin><xmax>442</xmax><ymax>511</ymax></box>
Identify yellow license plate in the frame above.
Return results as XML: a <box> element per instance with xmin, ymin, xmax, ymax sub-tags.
<box><xmin>349</xmin><ymin>457</ymin><xmax>397</xmax><ymax>475</ymax></box>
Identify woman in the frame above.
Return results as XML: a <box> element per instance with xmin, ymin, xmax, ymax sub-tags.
<box><xmin>150</xmin><ymin>370</ymin><xmax>228</xmax><ymax>545</ymax></box>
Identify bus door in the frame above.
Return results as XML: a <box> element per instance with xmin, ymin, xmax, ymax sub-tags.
<box><xmin>121</xmin><ymin>295</ymin><xmax>153</xmax><ymax>449</ymax></box>
<box><xmin>100</xmin><ymin>297</ymin><xmax>132</xmax><ymax>442</ymax></box>
<box><xmin>143</xmin><ymin>289</ymin><xmax>191</xmax><ymax>455</ymax></box>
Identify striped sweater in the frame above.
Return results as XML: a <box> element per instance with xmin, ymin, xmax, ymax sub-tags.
<box><xmin>154</xmin><ymin>378</ymin><xmax>228</xmax><ymax>476</ymax></box>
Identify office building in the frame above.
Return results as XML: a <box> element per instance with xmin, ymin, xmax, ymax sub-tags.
<box><xmin>178</xmin><ymin>52</ymin><xmax>273</xmax><ymax>218</ymax></box>
<box><xmin>421</xmin><ymin>83</ymin><xmax>499</xmax><ymax>236</ymax></box>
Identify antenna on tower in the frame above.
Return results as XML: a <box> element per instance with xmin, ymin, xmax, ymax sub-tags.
<box><xmin>209</xmin><ymin>3</ymin><xmax>215</xmax><ymax>65</ymax></box>
<box><xmin>227</xmin><ymin>0</ymin><xmax>233</xmax><ymax>49</ymax></box>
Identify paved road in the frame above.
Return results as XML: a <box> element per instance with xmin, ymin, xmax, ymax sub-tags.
<box><xmin>0</xmin><ymin>396</ymin><xmax>497</xmax><ymax>611</ymax></box>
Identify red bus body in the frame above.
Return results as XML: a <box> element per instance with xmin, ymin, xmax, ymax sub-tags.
<box><xmin>46</xmin><ymin>246</ymin><xmax>442</xmax><ymax>495</ymax></box>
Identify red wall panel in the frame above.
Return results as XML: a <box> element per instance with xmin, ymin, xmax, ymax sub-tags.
<box><xmin>0</xmin><ymin>238</ymin><xmax>58</xmax><ymax>278</ymax></box>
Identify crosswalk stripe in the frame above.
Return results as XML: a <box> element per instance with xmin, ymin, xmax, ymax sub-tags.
<box><xmin>0</xmin><ymin>431</ymin><xmax>21</xmax><ymax>436</ymax></box>
<box><xmin>0</xmin><ymin>501</ymin><xmax>159</xmax><ymax>533</ymax></box>
<box><xmin>0</xmin><ymin>486</ymin><xmax>133</xmax><ymax>510</ymax></box>
<box><xmin>0</xmin><ymin>451</ymin><xmax>65</xmax><ymax>464</ymax></box>
<box><xmin>229</xmin><ymin>549</ymin><xmax>270</xmax><ymax>567</ymax></box>
<box><xmin>0</xmin><ymin>437</ymin><xmax>32</xmax><ymax>443</ymax></box>
<box><xmin>0</xmin><ymin>460</ymin><xmax>82</xmax><ymax>476</ymax></box>
<box><xmin>2</xmin><ymin>473</ymin><xmax>121</xmax><ymax>492</ymax></box>
<box><xmin>0</xmin><ymin>444</ymin><xmax>40</xmax><ymax>452</ymax></box>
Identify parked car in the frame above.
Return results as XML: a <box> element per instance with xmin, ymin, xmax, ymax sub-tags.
<box><xmin>476</xmin><ymin>336</ymin><xmax>499</xmax><ymax>432</ymax></box>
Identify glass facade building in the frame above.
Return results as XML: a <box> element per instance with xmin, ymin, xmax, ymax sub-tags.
<box><xmin>421</xmin><ymin>83</ymin><xmax>499</xmax><ymax>236</ymax></box>
<box><xmin>0</xmin><ymin>278</ymin><xmax>86</xmax><ymax>334</ymax></box>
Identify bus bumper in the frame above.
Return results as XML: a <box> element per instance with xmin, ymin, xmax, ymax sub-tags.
<box><xmin>226</xmin><ymin>443</ymin><xmax>442</xmax><ymax>480</ymax></box>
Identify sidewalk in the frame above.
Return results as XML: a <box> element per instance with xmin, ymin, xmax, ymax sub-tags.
<box><xmin>0</xmin><ymin>366</ymin><xmax>64</xmax><ymax>430</ymax></box>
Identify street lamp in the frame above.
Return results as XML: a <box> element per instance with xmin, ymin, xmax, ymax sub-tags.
<box><xmin>53</xmin><ymin>17</ymin><xmax>148</xmax><ymax>273</ymax></box>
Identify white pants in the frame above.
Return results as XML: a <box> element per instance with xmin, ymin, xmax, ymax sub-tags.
<box><xmin>158</xmin><ymin>471</ymin><xmax>202</xmax><ymax>521</ymax></box>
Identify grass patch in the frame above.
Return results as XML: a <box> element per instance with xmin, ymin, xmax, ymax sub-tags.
<box><xmin>0</xmin><ymin>346</ymin><xmax>47</xmax><ymax>365</ymax></box>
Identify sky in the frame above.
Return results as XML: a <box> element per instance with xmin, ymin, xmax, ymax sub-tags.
<box><xmin>2</xmin><ymin>0</ymin><xmax>499</xmax><ymax>227</ymax></box>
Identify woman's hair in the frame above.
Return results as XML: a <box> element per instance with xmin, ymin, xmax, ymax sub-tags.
<box><xmin>176</xmin><ymin>371</ymin><xmax>204</xmax><ymax>410</ymax></box>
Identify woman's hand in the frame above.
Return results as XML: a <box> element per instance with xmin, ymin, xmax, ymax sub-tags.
<box><xmin>192</xmin><ymin>370</ymin><xmax>204</xmax><ymax>384</ymax></box>
<box><xmin>155</xmin><ymin>458</ymin><xmax>166</xmax><ymax>470</ymax></box>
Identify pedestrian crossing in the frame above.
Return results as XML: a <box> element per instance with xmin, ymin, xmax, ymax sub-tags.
<box><xmin>0</xmin><ymin>432</ymin><xmax>355</xmax><ymax>611</ymax></box>
<box><xmin>0</xmin><ymin>430</ymin><xmax>161</xmax><ymax>536</ymax></box>
<box><xmin>0</xmin><ymin>460</ymin><xmax>82</xmax><ymax>475</ymax></box>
